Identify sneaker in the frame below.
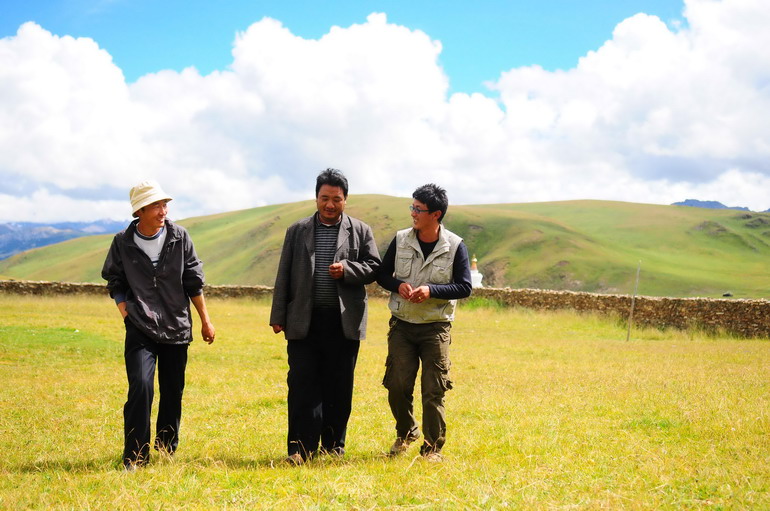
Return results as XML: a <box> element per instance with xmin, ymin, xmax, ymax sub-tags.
<box><xmin>389</xmin><ymin>434</ymin><xmax>419</xmax><ymax>456</ymax></box>
<box><xmin>285</xmin><ymin>453</ymin><xmax>304</xmax><ymax>466</ymax></box>
<box><xmin>422</xmin><ymin>452</ymin><xmax>444</xmax><ymax>463</ymax></box>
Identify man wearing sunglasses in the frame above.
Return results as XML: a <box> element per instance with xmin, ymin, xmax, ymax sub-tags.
<box><xmin>377</xmin><ymin>183</ymin><xmax>472</xmax><ymax>462</ymax></box>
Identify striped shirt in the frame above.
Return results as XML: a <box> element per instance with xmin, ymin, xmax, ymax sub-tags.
<box><xmin>313</xmin><ymin>216</ymin><xmax>341</xmax><ymax>309</ymax></box>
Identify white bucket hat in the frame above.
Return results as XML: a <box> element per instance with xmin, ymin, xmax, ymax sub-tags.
<box><xmin>130</xmin><ymin>180</ymin><xmax>173</xmax><ymax>217</ymax></box>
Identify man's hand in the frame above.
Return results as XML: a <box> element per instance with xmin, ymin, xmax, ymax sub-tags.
<box><xmin>398</xmin><ymin>282</ymin><xmax>414</xmax><ymax>300</ymax></box>
<box><xmin>201</xmin><ymin>321</ymin><xmax>216</xmax><ymax>344</ymax></box>
<box><xmin>272</xmin><ymin>324</ymin><xmax>284</xmax><ymax>334</ymax></box>
<box><xmin>191</xmin><ymin>294</ymin><xmax>215</xmax><ymax>344</ymax></box>
<box><xmin>329</xmin><ymin>262</ymin><xmax>344</xmax><ymax>280</ymax></box>
<box><xmin>408</xmin><ymin>285</ymin><xmax>431</xmax><ymax>303</ymax></box>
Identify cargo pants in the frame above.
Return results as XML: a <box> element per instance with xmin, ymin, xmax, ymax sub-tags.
<box><xmin>382</xmin><ymin>317</ymin><xmax>453</xmax><ymax>454</ymax></box>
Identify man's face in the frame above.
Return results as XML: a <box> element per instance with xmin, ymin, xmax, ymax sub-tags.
<box><xmin>136</xmin><ymin>200</ymin><xmax>169</xmax><ymax>232</ymax></box>
<box><xmin>316</xmin><ymin>184</ymin><xmax>346</xmax><ymax>224</ymax></box>
<box><xmin>411</xmin><ymin>199</ymin><xmax>440</xmax><ymax>231</ymax></box>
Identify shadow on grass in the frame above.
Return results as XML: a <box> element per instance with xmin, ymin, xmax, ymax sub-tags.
<box><xmin>195</xmin><ymin>449</ymin><xmax>394</xmax><ymax>470</ymax></box>
<box><xmin>6</xmin><ymin>450</ymin><xmax>396</xmax><ymax>474</ymax></box>
<box><xmin>7</xmin><ymin>455</ymin><xmax>123</xmax><ymax>474</ymax></box>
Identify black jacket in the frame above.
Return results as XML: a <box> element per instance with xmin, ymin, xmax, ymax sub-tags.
<box><xmin>102</xmin><ymin>219</ymin><xmax>205</xmax><ymax>344</ymax></box>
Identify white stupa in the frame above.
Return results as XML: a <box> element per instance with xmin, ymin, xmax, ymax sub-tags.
<box><xmin>470</xmin><ymin>254</ymin><xmax>484</xmax><ymax>288</ymax></box>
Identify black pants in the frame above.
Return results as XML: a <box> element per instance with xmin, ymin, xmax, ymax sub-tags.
<box><xmin>123</xmin><ymin>318</ymin><xmax>188</xmax><ymax>466</ymax></box>
<box><xmin>286</xmin><ymin>309</ymin><xmax>360</xmax><ymax>459</ymax></box>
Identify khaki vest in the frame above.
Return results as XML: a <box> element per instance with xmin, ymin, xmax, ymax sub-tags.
<box><xmin>388</xmin><ymin>226</ymin><xmax>463</xmax><ymax>324</ymax></box>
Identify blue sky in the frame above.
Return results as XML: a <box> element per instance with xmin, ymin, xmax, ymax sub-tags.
<box><xmin>1</xmin><ymin>0</ymin><xmax>686</xmax><ymax>94</ymax></box>
<box><xmin>1</xmin><ymin>0</ymin><xmax>769</xmax><ymax>222</ymax></box>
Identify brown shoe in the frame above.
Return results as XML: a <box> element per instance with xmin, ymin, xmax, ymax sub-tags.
<box><xmin>285</xmin><ymin>453</ymin><xmax>304</xmax><ymax>466</ymax></box>
<box><xmin>389</xmin><ymin>434</ymin><xmax>419</xmax><ymax>456</ymax></box>
<box><xmin>422</xmin><ymin>452</ymin><xmax>444</xmax><ymax>463</ymax></box>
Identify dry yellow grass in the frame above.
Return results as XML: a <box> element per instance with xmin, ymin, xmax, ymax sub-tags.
<box><xmin>0</xmin><ymin>293</ymin><xmax>768</xmax><ymax>509</ymax></box>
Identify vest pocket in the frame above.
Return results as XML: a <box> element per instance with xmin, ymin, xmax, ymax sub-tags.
<box><xmin>395</xmin><ymin>256</ymin><xmax>412</xmax><ymax>278</ymax></box>
<box><xmin>430</xmin><ymin>261</ymin><xmax>451</xmax><ymax>283</ymax></box>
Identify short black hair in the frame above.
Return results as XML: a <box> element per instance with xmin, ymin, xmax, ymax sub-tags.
<box><xmin>413</xmin><ymin>183</ymin><xmax>448</xmax><ymax>223</ymax></box>
<box><xmin>316</xmin><ymin>168</ymin><xmax>349</xmax><ymax>198</ymax></box>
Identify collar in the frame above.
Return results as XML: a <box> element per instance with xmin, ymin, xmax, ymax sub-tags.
<box><xmin>135</xmin><ymin>225</ymin><xmax>165</xmax><ymax>240</ymax></box>
<box><xmin>315</xmin><ymin>212</ymin><xmax>344</xmax><ymax>228</ymax></box>
<box><xmin>127</xmin><ymin>219</ymin><xmax>180</xmax><ymax>244</ymax></box>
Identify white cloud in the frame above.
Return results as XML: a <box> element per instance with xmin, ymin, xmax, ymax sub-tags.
<box><xmin>487</xmin><ymin>0</ymin><xmax>770</xmax><ymax>209</ymax></box>
<box><xmin>1</xmin><ymin>2</ymin><xmax>770</xmax><ymax>223</ymax></box>
<box><xmin>0</xmin><ymin>189</ymin><xmax>126</xmax><ymax>222</ymax></box>
<box><xmin>0</xmin><ymin>23</ymin><xmax>147</xmax><ymax>195</ymax></box>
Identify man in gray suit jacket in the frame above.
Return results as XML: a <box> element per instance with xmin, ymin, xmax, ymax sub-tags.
<box><xmin>270</xmin><ymin>169</ymin><xmax>381</xmax><ymax>465</ymax></box>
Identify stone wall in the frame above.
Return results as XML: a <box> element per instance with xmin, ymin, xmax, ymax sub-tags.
<box><xmin>2</xmin><ymin>280</ymin><xmax>768</xmax><ymax>338</ymax></box>
<box><xmin>0</xmin><ymin>279</ymin><xmax>273</xmax><ymax>299</ymax></box>
<box><xmin>0</xmin><ymin>280</ymin><xmax>108</xmax><ymax>296</ymax></box>
<box><xmin>470</xmin><ymin>287</ymin><xmax>770</xmax><ymax>338</ymax></box>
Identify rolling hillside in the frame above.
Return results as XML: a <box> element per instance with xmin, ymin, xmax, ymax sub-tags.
<box><xmin>1</xmin><ymin>196</ymin><xmax>769</xmax><ymax>298</ymax></box>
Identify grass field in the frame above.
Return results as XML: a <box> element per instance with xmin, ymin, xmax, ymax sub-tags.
<box><xmin>1</xmin><ymin>294</ymin><xmax>769</xmax><ymax>509</ymax></box>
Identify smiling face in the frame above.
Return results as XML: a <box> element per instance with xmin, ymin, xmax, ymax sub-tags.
<box><xmin>411</xmin><ymin>199</ymin><xmax>441</xmax><ymax>232</ymax></box>
<box><xmin>136</xmin><ymin>200</ymin><xmax>169</xmax><ymax>235</ymax></box>
<box><xmin>316</xmin><ymin>184</ymin><xmax>346</xmax><ymax>224</ymax></box>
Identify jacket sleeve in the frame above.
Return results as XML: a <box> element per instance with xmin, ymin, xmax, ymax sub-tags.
<box><xmin>181</xmin><ymin>231</ymin><xmax>205</xmax><ymax>298</ymax></box>
<box><xmin>341</xmin><ymin>222</ymin><xmax>381</xmax><ymax>285</ymax></box>
<box><xmin>101</xmin><ymin>234</ymin><xmax>129</xmax><ymax>299</ymax></box>
<box><xmin>375</xmin><ymin>237</ymin><xmax>401</xmax><ymax>293</ymax></box>
<box><xmin>269</xmin><ymin>226</ymin><xmax>295</xmax><ymax>326</ymax></box>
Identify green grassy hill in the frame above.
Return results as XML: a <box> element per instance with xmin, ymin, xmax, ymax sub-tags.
<box><xmin>1</xmin><ymin>196</ymin><xmax>769</xmax><ymax>298</ymax></box>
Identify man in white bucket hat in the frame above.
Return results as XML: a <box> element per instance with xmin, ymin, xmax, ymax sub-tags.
<box><xmin>102</xmin><ymin>180</ymin><xmax>215</xmax><ymax>470</ymax></box>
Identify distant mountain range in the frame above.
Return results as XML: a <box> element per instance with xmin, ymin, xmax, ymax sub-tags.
<box><xmin>671</xmin><ymin>199</ymin><xmax>767</xmax><ymax>212</ymax></box>
<box><xmin>0</xmin><ymin>220</ymin><xmax>127</xmax><ymax>260</ymax></box>
<box><xmin>2</xmin><ymin>198</ymin><xmax>768</xmax><ymax>262</ymax></box>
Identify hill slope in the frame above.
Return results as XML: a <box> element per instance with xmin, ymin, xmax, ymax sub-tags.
<box><xmin>1</xmin><ymin>196</ymin><xmax>769</xmax><ymax>298</ymax></box>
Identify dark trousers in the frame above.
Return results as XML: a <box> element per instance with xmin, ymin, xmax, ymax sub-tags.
<box><xmin>123</xmin><ymin>318</ymin><xmax>188</xmax><ymax>466</ymax></box>
<box><xmin>286</xmin><ymin>309</ymin><xmax>360</xmax><ymax>459</ymax></box>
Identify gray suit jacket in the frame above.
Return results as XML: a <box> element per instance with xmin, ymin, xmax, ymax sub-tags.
<box><xmin>270</xmin><ymin>212</ymin><xmax>381</xmax><ymax>340</ymax></box>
